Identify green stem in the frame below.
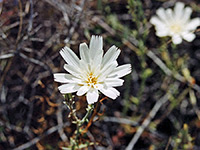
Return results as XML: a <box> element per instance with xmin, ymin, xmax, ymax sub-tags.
<box><xmin>79</xmin><ymin>104</ymin><xmax>94</xmax><ymax>126</ymax></box>
<box><xmin>74</xmin><ymin>104</ymin><xmax>94</xmax><ymax>149</ymax></box>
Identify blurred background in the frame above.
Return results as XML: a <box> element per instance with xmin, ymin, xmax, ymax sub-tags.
<box><xmin>1</xmin><ymin>0</ymin><xmax>200</xmax><ymax>149</ymax></box>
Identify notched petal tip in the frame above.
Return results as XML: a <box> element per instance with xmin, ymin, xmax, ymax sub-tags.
<box><xmin>89</xmin><ymin>35</ymin><xmax>103</xmax><ymax>58</ymax></box>
<box><xmin>59</xmin><ymin>46</ymin><xmax>69</xmax><ymax>55</ymax></box>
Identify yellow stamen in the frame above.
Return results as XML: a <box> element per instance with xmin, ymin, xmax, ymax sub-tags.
<box><xmin>170</xmin><ymin>24</ymin><xmax>182</xmax><ymax>33</ymax></box>
<box><xmin>86</xmin><ymin>72</ymin><xmax>98</xmax><ymax>87</ymax></box>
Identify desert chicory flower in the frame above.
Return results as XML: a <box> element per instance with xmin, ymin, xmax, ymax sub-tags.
<box><xmin>150</xmin><ymin>2</ymin><xmax>200</xmax><ymax>44</ymax></box>
<box><xmin>54</xmin><ymin>35</ymin><xmax>131</xmax><ymax>104</ymax></box>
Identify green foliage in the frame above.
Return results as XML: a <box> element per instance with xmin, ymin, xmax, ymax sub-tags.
<box><xmin>62</xmin><ymin>94</ymin><xmax>94</xmax><ymax>150</ymax></box>
<box><xmin>127</xmin><ymin>0</ymin><xmax>149</xmax><ymax>40</ymax></box>
<box><xmin>173</xmin><ymin>124</ymin><xmax>194</xmax><ymax>150</ymax></box>
<box><xmin>106</xmin><ymin>14</ymin><xmax>130</xmax><ymax>39</ymax></box>
<box><xmin>62</xmin><ymin>141</ymin><xmax>94</xmax><ymax>150</ymax></box>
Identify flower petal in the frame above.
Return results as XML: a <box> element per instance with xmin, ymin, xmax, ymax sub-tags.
<box><xmin>89</xmin><ymin>35</ymin><xmax>103</xmax><ymax>59</ymax></box>
<box><xmin>86</xmin><ymin>89</ymin><xmax>99</xmax><ymax>104</ymax></box>
<box><xmin>150</xmin><ymin>16</ymin><xmax>169</xmax><ymax>37</ymax></box>
<box><xmin>156</xmin><ymin>8</ymin><xmax>168</xmax><ymax>24</ymax></box>
<box><xmin>108</xmin><ymin>64</ymin><xmax>131</xmax><ymax>78</ymax></box>
<box><xmin>77</xmin><ymin>86</ymin><xmax>90</xmax><ymax>96</ymax></box>
<box><xmin>182</xmin><ymin>32</ymin><xmax>195</xmax><ymax>42</ymax></box>
<box><xmin>150</xmin><ymin>16</ymin><xmax>165</xmax><ymax>26</ymax></box>
<box><xmin>54</xmin><ymin>73</ymin><xmax>74</xmax><ymax>83</ymax></box>
<box><xmin>58</xmin><ymin>84</ymin><xmax>79</xmax><ymax>94</ymax></box>
<box><xmin>98</xmin><ymin>62</ymin><xmax>118</xmax><ymax>81</ymax></box>
<box><xmin>60</xmin><ymin>46</ymin><xmax>80</xmax><ymax>68</ymax></box>
<box><xmin>156</xmin><ymin>28</ymin><xmax>169</xmax><ymax>37</ymax></box>
<box><xmin>100</xmin><ymin>87</ymin><xmax>120</xmax><ymax>99</ymax></box>
<box><xmin>94</xmin><ymin>84</ymin><xmax>104</xmax><ymax>90</ymax></box>
<box><xmin>172</xmin><ymin>34</ymin><xmax>182</xmax><ymax>44</ymax></box>
<box><xmin>174</xmin><ymin>2</ymin><xmax>185</xmax><ymax>20</ymax></box>
<box><xmin>64</xmin><ymin>64</ymin><xmax>81</xmax><ymax>78</ymax></box>
<box><xmin>79</xmin><ymin>60</ymin><xmax>90</xmax><ymax>77</ymax></box>
<box><xmin>79</xmin><ymin>43</ymin><xmax>90</xmax><ymax>63</ymax></box>
<box><xmin>105</xmin><ymin>78</ymin><xmax>124</xmax><ymax>87</ymax></box>
<box><xmin>186</xmin><ymin>18</ymin><xmax>200</xmax><ymax>31</ymax></box>
<box><xmin>165</xmin><ymin>8</ymin><xmax>174</xmax><ymax>22</ymax></box>
<box><xmin>90</xmin><ymin>49</ymin><xmax>103</xmax><ymax>73</ymax></box>
<box><xmin>102</xmin><ymin>45</ymin><xmax>120</xmax><ymax>67</ymax></box>
<box><xmin>182</xmin><ymin>7</ymin><xmax>192</xmax><ymax>23</ymax></box>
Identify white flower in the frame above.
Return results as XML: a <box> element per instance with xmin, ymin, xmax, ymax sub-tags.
<box><xmin>54</xmin><ymin>35</ymin><xmax>131</xmax><ymax>104</ymax></box>
<box><xmin>150</xmin><ymin>2</ymin><xmax>200</xmax><ymax>44</ymax></box>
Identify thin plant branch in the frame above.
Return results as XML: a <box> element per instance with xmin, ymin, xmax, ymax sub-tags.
<box><xmin>12</xmin><ymin>122</ymin><xmax>70</xmax><ymax>150</ymax></box>
<box><xmin>126</xmin><ymin>93</ymin><xmax>169</xmax><ymax>150</ymax></box>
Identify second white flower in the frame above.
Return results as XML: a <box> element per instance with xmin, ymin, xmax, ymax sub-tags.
<box><xmin>150</xmin><ymin>2</ymin><xmax>200</xmax><ymax>44</ymax></box>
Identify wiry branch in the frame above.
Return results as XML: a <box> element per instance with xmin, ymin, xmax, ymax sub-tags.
<box><xmin>12</xmin><ymin>122</ymin><xmax>70</xmax><ymax>150</ymax></box>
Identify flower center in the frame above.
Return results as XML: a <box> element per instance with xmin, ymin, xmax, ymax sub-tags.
<box><xmin>170</xmin><ymin>24</ymin><xmax>182</xmax><ymax>33</ymax></box>
<box><xmin>86</xmin><ymin>73</ymin><xmax>98</xmax><ymax>87</ymax></box>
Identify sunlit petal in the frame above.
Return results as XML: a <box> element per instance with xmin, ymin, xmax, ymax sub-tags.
<box><xmin>86</xmin><ymin>89</ymin><xmax>99</xmax><ymax>104</ymax></box>
<box><xmin>58</xmin><ymin>84</ymin><xmax>79</xmax><ymax>94</ymax></box>
<box><xmin>54</xmin><ymin>73</ymin><xmax>75</xmax><ymax>83</ymax></box>
<box><xmin>60</xmin><ymin>46</ymin><xmax>80</xmax><ymax>68</ymax></box>
<box><xmin>100</xmin><ymin>87</ymin><xmax>120</xmax><ymax>99</ymax></box>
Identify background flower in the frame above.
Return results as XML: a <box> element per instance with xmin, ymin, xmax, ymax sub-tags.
<box><xmin>150</xmin><ymin>2</ymin><xmax>200</xmax><ymax>44</ymax></box>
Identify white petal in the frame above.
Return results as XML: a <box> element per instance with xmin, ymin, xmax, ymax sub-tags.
<box><xmin>174</xmin><ymin>2</ymin><xmax>185</xmax><ymax>20</ymax></box>
<box><xmin>182</xmin><ymin>7</ymin><xmax>192</xmax><ymax>23</ymax></box>
<box><xmin>58</xmin><ymin>84</ymin><xmax>79</xmax><ymax>94</ymax></box>
<box><xmin>186</xmin><ymin>18</ymin><xmax>200</xmax><ymax>31</ymax></box>
<box><xmin>150</xmin><ymin>16</ymin><xmax>165</xmax><ymax>26</ymax></box>
<box><xmin>77</xmin><ymin>86</ymin><xmax>90</xmax><ymax>96</ymax></box>
<box><xmin>86</xmin><ymin>89</ymin><xmax>99</xmax><ymax>104</ymax></box>
<box><xmin>172</xmin><ymin>34</ymin><xmax>182</xmax><ymax>44</ymax></box>
<box><xmin>54</xmin><ymin>73</ymin><xmax>75</xmax><ymax>83</ymax></box>
<box><xmin>105</xmin><ymin>78</ymin><xmax>124</xmax><ymax>87</ymax></box>
<box><xmin>165</xmin><ymin>8</ymin><xmax>174</xmax><ymax>22</ymax></box>
<box><xmin>89</xmin><ymin>35</ymin><xmax>103</xmax><ymax>59</ymax></box>
<box><xmin>98</xmin><ymin>62</ymin><xmax>118</xmax><ymax>81</ymax></box>
<box><xmin>64</xmin><ymin>64</ymin><xmax>81</xmax><ymax>78</ymax></box>
<box><xmin>182</xmin><ymin>32</ymin><xmax>195</xmax><ymax>42</ymax></box>
<box><xmin>79</xmin><ymin>43</ymin><xmax>90</xmax><ymax>63</ymax></box>
<box><xmin>156</xmin><ymin>28</ymin><xmax>169</xmax><ymax>37</ymax></box>
<box><xmin>102</xmin><ymin>45</ymin><xmax>120</xmax><ymax>67</ymax></box>
<box><xmin>94</xmin><ymin>84</ymin><xmax>104</xmax><ymax>90</ymax></box>
<box><xmin>60</xmin><ymin>46</ymin><xmax>80</xmax><ymax>68</ymax></box>
<box><xmin>100</xmin><ymin>87</ymin><xmax>120</xmax><ymax>99</ymax></box>
<box><xmin>156</xmin><ymin>8</ymin><xmax>168</xmax><ymax>24</ymax></box>
<box><xmin>150</xmin><ymin>17</ymin><xmax>169</xmax><ymax>37</ymax></box>
<box><xmin>79</xmin><ymin>60</ymin><xmax>90</xmax><ymax>76</ymax></box>
<box><xmin>108</xmin><ymin>64</ymin><xmax>131</xmax><ymax>78</ymax></box>
<box><xmin>90</xmin><ymin>49</ymin><xmax>103</xmax><ymax>73</ymax></box>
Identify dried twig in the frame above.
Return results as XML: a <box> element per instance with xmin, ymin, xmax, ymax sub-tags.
<box><xmin>12</xmin><ymin>122</ymin><xmax>70</xmax><ymax>150</ymax></box>
<box><xmin>126</xmin><ymin>94</ymin><xmax>169</xmax><ymax>150</ymax></box>
<box><xmin>102</xmin><ymin>116</ymin><xmax>138</xmax><ymax>126</ymax></box>
<box><xmin>19</xmin><ymin>52</ymin><xmax>50</xmax><ymax>71</ymax></box>
<box><xmin>124</xmin><ymin>39</ymin><xmax>200</xmax><ymax>93</ymax></box>
<box><xmin>126</xmin><ymin>83</ymin><xmax>179</xmax><ymax>150</ymax></box>
<box><xmin>16</xmin><ymin>0</ymin><xmax>23</xmax><ymax>44</ymax></box>
<box><xmin>0</xmin><ymin>53</ymin><xmax>14</xmax><ymax>59</ymax></box>
<box><xmin>43</xmin><ymin>0</ymin><xmax>72</xmax><ymax>15</ymax></box>
<box><xmin>64</xmin><ymin>0</ymin><xmax>86</xmax><ymax>43</ymax></box>
<box><xmin>28</xmin><ymin>0</ymin><xmax>33</xmax><ymax>32</ymax></box>
<box><xmin>56</xmin><ymin>101</ymin><xmax>68</xmax><ymax>142</ymax></box>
